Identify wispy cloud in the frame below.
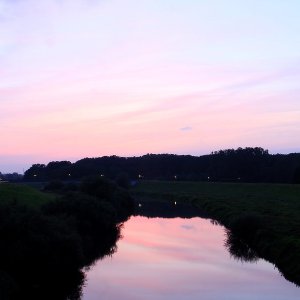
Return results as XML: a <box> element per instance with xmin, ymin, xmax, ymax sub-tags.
<box><xmin>180</xmin><ymin>126</ymin><xmax>192</xmax><ymax>131</ymax></box>
<box><xmin>181</xmin><ymin>224</ymin><xmax>195</xmax><ymax>230</ymax></box>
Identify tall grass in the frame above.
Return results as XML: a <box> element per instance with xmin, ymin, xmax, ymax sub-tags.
<box><xmin>0</xmin><ymin>183</ymin><xmax>56</xmax><ymax>207</ymax></box>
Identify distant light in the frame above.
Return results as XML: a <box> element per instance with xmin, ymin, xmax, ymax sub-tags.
<box><xmin>68</xmin><ymin>174</ymin><xmax>71</xmax><ymax>176</ymax></box>
<box><xmin>33</xmin><ymin>174</ymin><xmax>37</xmax><ymax>177</ymax></box>
<box><xmin>138</xmin><ymin>174</ymin><xmax>143</xmax><ymax>178</ymax></box>
<box><xmin>174</xmin><ymin>175</ymin><xmax>177</xmax><ymax>179</ymax></box>
<box><xmin>100</xmin><ymin>174</ymin><xmax>104</xmax><ymax>177</ymax></box>
<box><xmin>138</xmin><ymin>203</ymin><xmax>142</xmax><ymax>207</ymax></box>
<box><xmin>174</xmin><ymin>201</ymin><xmax>177</xmax><ymax>205</ymax></box>
<box><xmin>237</xmin><ymin>177</ymin><xmax>241</xmax><ymax>180</ymax></box>
<box><xmin>207</xmin><ymin>176</ymin><xmax>210</xmax><ymax>180</ymax></box>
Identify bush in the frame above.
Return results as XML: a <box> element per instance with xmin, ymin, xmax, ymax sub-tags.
<box><xmin>80</xmin><ymin>176</ymin><xmax>116</xmax><ymax>201</ymax></box>
<box><xmin>42</xmin><ymin>192</ymin><xmax>119</xmax><ymax>263</ymax></box>
<box><xmin>116</xmin><ymin>172</ymin><xmax>130</xmax><ymax>189</ymax></box>
<box><xmin>43</xmin><ymin>180</ymin><xmax>64</xmax><ymax>191</ymax></box>
<box><xmin>229</xmin><ymin>213</ymin><xmax>265</xmax><ymax>240</ymax></box>
<box><xmin>80</xmin><ymin>176</ymin><xmax>134</xmax><ymax>221</ymax></box>
<box><xmin>0</xmin><ymin>202</ymin><xmax>84</xmax><ymax>297</ymax></box>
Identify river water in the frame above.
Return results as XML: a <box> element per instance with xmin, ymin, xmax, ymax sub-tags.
<box><xmin>82</xmin><ymin>206</ymin><xmax>299</xmax><ymax>300</ymax></box>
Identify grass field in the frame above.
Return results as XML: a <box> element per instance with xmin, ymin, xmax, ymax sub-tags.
<box><xmin>133</xmin><ymin>180</ymin><xmax>300</xmax><ymax>285</ymax></box>
<box><xmin>0</xmin><ymin>183</ymin><xmax>56</xmax><ymax>207</ymax></box>
<box><xmin>133</xmin><ymin>180</ymin><xmax>300</xmax><ymax>221</ymax></box>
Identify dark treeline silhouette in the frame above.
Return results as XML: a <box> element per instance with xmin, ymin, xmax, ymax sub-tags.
<box><xmin>23</xmin><ymin>147</ymin><xmax>300</xmax><ymax>183</ymax></box>
<box><xmin>0</xmin><ymin>177</ymin><xmax>134</xmax><ymax>300</ymax></box>
<box><xmin>0</xmin><ymin>172</ymin><xmax>23</xmax><ymax>182</ymax></box>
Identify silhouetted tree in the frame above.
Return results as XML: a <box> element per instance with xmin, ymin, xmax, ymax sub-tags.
<box><xmin>293</xmin><ymin>166</ymin><xmax>300</xmax><ymax>184</ymax></box>
<box><xmin>116</xmin><ymin>172</ymin><xmax>130</xmax><ymax>189</ymax></box>
<box><xmin>23</xmin><ymin>147</ymin><xmax>300</xmax><ymax>184</ymax></box>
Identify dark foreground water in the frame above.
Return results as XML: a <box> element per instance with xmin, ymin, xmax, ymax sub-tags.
<box><xmin>82</xmin><ymin>214</ymin><xmax>300</xmax><ymax>300</ymax></box>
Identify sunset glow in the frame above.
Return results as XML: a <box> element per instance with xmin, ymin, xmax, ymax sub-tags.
<box><xmin>1</xmin><ymin>0</ymin><xmax>300</xmax><ymax>172</ymax></box>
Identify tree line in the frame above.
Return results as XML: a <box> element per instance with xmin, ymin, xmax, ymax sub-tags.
<box><xmin>23</xmin><ymin>147</ymin><xmax>300</xmax><ymax>183</ymax></box>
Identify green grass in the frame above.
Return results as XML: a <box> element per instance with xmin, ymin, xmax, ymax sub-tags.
<box><xmin>133</xmin><ymin>180</ymin><xmax>300</xmax><ymax>285</ymax></box>
<box><xmin>133</xmin><ymin>180</ymin><xmax>300</xmax><ymax>222</ymax></box>
<box><xmin>0</xmin><ymin>183</ymin><xmax>57</xmax><ymax>208</ymax></box>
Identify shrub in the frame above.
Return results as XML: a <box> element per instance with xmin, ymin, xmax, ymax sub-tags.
<box><xmin>229</xmin><ymin>213</ymin><xmax>265</xmax><ymax>240</ymax></box>
<box><xmin>43</xmin><ymin>180</ymin><xmax>65</xmax><ymax>191</ymax></box>
<box><xmin>0</xmin><ymin>202</ymin><xmax>84</xmax><ymax>296</ymax></box>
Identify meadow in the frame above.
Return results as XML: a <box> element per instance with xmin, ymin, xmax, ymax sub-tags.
<box><xmin>0</xmin><ymin>183</ymin><xmax>56</xmax><ymax>207</ymax></box>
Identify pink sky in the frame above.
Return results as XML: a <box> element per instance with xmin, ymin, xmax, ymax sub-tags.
<box><xmin>1</xmin><ymin>0</ymin><xmax>300</xmax><ymax>172</ymax></box>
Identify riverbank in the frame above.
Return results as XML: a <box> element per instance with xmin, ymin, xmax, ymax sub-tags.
<box><xmin>0</xmin><ymin>177</ymin><xmax>134</xmax><ymax>299</ymax></box>
<box><xmin>0</xmin><ymin>183</ymin><xmax>56</xmax><ymax>207</ymax></box>
<box><xmin>133</xmin><ymin>180</ymin><xmax>300</xmax><ymax>286</ymax></box>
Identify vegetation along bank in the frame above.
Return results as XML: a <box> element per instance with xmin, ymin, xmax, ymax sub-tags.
<box><xmin>0</xmin><ymin>177</ymin><xmax>134</xmax><ymax>300</ymax></box>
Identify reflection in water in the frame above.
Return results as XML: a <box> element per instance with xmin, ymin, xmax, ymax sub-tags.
<box><xmin>82</xmin><ymin>203</ymin><xmax>300</xmax><ymax>300</ymax></box>
<box><xmin>136</xmin><ymin>200</ymin><xmax>259</xmax><ymax>263</ymax></box>
<box><xmin>210</xmin><ymin>218</ymin><xmax>221</xmax><ymax>226</ymax></box>
<box><xmin>224</xmin><ymin>228</ymin><xmax>259</xmax><ymax>263</ymax></box>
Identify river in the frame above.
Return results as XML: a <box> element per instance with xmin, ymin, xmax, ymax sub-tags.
<box><xmin>81</xmin><ymin>203</ymin><xmax>300</xmax><ymax>300</ymax></box>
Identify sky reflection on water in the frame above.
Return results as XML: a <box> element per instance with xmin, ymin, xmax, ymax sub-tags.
<box><xmin>83</xmin><ymin>216</ymin><xmax>299</xmax><ymax>300</ymax></box>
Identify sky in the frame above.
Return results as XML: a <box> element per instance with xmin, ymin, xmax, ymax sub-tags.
<box><xmin>1</xmin><ymin>0</ymin><xmax>300</xmax><ymax>173</ymax></box>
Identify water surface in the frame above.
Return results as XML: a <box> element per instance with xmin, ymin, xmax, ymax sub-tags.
<box><xmin>82</xmin><ymin>214</ymin><xmax>299</xmax><ymax>300</ymax></box>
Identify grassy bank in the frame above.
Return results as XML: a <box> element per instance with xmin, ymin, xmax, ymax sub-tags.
<box><xmin>0</xmin><ymin>178</ymin><xmax>134</xmax><ymax>299</ymax></box>
<box><xmin>0</xmin><ymin>183</ymin><xmax>56</xmax><ymax>207</ymax></box>
<box><xmin>133</xmin><ymin>180</ymin><xmax>300</xmax><ymax>286</ymax></box>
